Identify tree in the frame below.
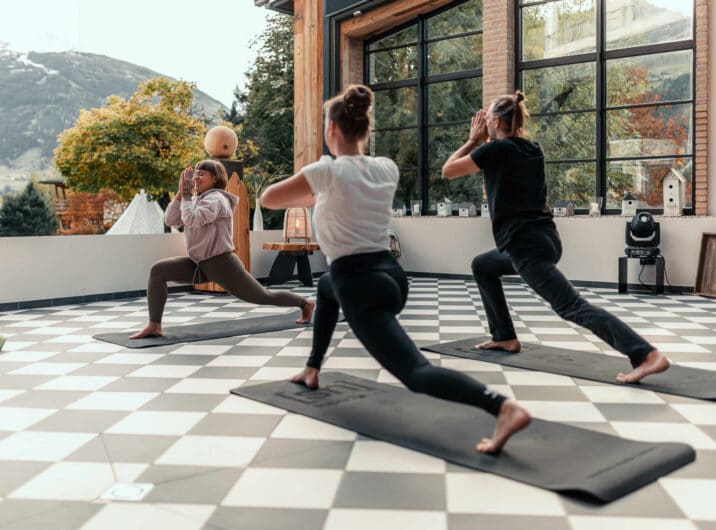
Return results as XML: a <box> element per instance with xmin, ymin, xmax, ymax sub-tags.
<box><xmin>0</xmin><ymin>181</ymin><xmax>58</xmax><ymax>236</ymax></box>
<box><xmin>54</xmin><ymin>78</ymin><xmax>206</xmax><ymax>201</ymax></box>
<box><xmin>226</xmin><ymin>14</ymin><xmax>294</xmax><ymax>229</ymax></box>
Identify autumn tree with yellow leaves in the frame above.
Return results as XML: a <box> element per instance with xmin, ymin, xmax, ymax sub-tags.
<box><xmin>54</xmin><ymin>78</ymin><xmax>206</xmax><ymax>201</ymax></box>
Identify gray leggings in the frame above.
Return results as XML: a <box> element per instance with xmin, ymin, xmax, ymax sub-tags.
<box><xmin>147</xmin><ymin>251</ymin><xmax>307</xmax><ymax>323</ymax></box>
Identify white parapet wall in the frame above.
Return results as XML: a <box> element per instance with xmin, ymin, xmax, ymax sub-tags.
<box><xmin>0</xmin><ymin>230</ymin><xmax>328</xmax><ymax>305</ymax></box>
<box><xmin>390</xmin><ymin>216</ymin><xmax>716</xmax><ymax>289</ymax></box>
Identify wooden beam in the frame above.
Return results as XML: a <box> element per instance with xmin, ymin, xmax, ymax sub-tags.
<box><xmin>293</xmin><ymin>0</ymin><xmax>324</xmax><ymax>172</ymax></box>
<box><xmin>342</xmin><ymin>0</ymin><xmax>453</xmax><ymax>39</ymax></box>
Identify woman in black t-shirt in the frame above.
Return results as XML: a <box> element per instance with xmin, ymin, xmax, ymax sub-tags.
<box><xmin>442</xmin><ymin>91</ymin><xmax>669</xmax><ymax>384</ymax></box>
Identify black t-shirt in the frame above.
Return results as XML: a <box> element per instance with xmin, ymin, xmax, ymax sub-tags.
<box><xmin>470</xmin><ymin>137</ymin><xmax>554</xmax><ymax>251</ymax></box>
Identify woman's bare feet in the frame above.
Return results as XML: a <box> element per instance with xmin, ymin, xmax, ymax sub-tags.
<box><xmin>477</xmin><ymin>399</ymin><xmax>532</xmax><ymax>454</ymax></box>
<box><xmin>290</xmin><ymin>366</ymin><xmax>320</xmax><ymax>389</ymax></box>
<box><xmin>129</xmin><ymin>322</ymin><xmax>163</xmax><ymax>339</ymax></box>
<box><xmin>297</xmin><ymin>299</ymin><xmax>315</xmax><ymax>324</ymax></box>
<box><xmin>616</xmin><ymin>350</ymin><xmax>670</xmax><ymax>384</ymax></box>
<box><xmin>475</xmin><ymin>338</ymin><xmax>521</xmax><ymax>353</ymax></box>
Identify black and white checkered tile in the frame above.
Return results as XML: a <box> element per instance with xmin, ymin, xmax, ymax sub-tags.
<box><xmin>0</xmin><ymin>278</ymin><xmax>715</xmax><ymax>530</ymax></box>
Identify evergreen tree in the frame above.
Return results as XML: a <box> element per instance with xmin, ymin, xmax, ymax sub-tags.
<box><xmin>226</xmin><ymin>14</ymin><xmax>294</xmax><ymax>229</ymax></box>
<box><xmin>0</xmin><ymin>182</ymin><xmax>58</xmax><ymax>236</ymax></box>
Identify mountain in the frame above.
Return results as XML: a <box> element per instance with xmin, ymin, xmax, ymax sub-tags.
<box><xmin>0</xmin><ymin>44</ymin><xmax>227</xmax><ymax>191</ymax></box>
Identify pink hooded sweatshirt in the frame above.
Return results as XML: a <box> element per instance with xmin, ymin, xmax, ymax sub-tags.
<box><xmin>164</xmin><ymin>188</ymin><xmax>239</xmax><ymax>263</ymax></box>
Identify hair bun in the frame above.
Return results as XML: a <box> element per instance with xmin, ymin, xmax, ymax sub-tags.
<box><xmin>344</xmin><ymin>84</ymin><xmax>373</xmax><ymax>117</ymax></box>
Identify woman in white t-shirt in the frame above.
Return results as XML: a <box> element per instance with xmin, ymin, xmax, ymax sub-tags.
<box><xmin>260</xmin><ymin>85</ymin><xmax>531</xmax><ymax>453</ymax></box>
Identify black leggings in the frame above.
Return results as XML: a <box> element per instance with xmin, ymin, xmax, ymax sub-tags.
<box><xmin>472</xmin><ymin>227</ymin><xmax>654</xmax><ymax>367</ymax></box>
<box><xmin>306</xmin><ymin>251</ymin><xmax>506</xmax><ymax>416</ymax></box>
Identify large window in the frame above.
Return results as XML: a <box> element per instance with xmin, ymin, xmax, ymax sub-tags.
<box><xmin>519</xmin><ymin>0</ymin><xmax>694</xmax><ymax>213</ymax></box>
<box><xmin>365</xmin><ymin>0</ymin><xmax>484</xmax><ymax>213</ymax></box>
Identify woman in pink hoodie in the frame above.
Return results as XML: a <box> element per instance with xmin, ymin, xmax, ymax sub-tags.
<box><xmin>130</xmin><ymin>159</ymin><xmax>314</xmax><ymax>339</ymax></box>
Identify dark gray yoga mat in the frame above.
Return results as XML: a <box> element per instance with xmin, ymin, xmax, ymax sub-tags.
<box><xmin>232</xmin><ymin>372</ymin><xmax>695</xmax><ymax>503</ymax></box>
<box><xmin>423</xmin><ymin>337</ymin><xmax>716</xmax><ymax>401</ymax></box>
<box><xmin>94</xmin><ymin>311</ymin><xmax>309</xmax><ymax>348</ymax></box>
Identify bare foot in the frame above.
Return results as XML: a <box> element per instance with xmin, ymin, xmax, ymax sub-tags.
<box><xmin>616</xmin><ymin>350</ymin><xmax>670</xmax><ymax>384</ymax></box>
<box><xmin>475</xmin><ymin>338</ymin><xmax>521</xmax><ymax>353</ymax></box>
<box><xmin>477</xmin><ymin>399</ymin><xmax>532</xmax><ymax>454</ymax></box>
<box><xmin>290</xmin><ymin>366</ymin><xmax>320</xmax><ymax>389</ymax></box>
<box><xmin>129</xmin><ymin>322</ymin><xmax>163</xmax><ymax>339</ymax></box>
<box><xmin>297</xmin><ymin>299</ymin><xmax>315</xmax><ymax>324</ymax></box>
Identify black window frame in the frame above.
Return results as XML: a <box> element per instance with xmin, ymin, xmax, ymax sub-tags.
<box><xmin>364</xmin><ymin>0</ymin><xmax>484</xmax><ymax>215</ymax></box>
<box><xmin>516</xmin><ymin>0</ymin><xmax>696</xmax><ymax>215</ymax></box>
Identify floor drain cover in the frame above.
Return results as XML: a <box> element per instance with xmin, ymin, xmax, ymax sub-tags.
<box><xmin>101</xmin><ymin>483</ymin><xmax>153</xmax><ymax>501</ymax></box>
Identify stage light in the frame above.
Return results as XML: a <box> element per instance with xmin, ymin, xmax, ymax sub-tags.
<box><xmin>625</xmin><ymin>212</ymin><xmax>661</xmax><ymax>263</ymax></box>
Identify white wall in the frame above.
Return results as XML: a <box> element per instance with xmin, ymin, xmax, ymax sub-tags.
<box><xmin>391</xmin><ymin>216</ymin><xmax>716</xmax><ymax>288</ymax></box>
<box><xmin>0</xmin><ymin>231</ymin><xmax>328</xmax><ymax>304</ymax></box>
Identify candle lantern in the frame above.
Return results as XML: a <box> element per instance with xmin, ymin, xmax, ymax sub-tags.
<box><xmin>283</xmin><ymin>207</ymin><xmax>312</xmax><ymax>243</ymax></box>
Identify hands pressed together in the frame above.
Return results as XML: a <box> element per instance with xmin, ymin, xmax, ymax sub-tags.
<box><xmin>468</xmin><ymin>109</ymin><xmax>489</xmax><ymax>145</ymax></box>
<box><xmin>177</xmin><ymin>167</ymin><xmax>195</xmax><ymax>200</ymax></box>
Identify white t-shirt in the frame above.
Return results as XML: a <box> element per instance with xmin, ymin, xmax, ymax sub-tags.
<box><xmin>302</xmin><ymin>155</ymin><xmax>399</xmax><ymax>264</ymax></box>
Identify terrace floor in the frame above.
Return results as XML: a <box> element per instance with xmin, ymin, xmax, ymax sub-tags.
<box><xmin>0</xmin><ymin>277</ymin><xmax>715</xmax><ymax>530</ymax></box>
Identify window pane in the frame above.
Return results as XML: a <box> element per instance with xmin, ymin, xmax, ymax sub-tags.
<box><xmin>370</xmin><ymin>128</ymin><xmax>419</xmax><ymax>168</ymax></box>
<box><xmin>369</xmin><ymin>25</ymin><xmax>418</xmax><ymax>51</ymax></box>
<box><xmin>368</xmin><ymin>47</ymin><xmax>418</xmax><ymax>84</ymax></box>
<box><xmin>394</xmin><ymin>169</ymin><xmax>419</xmax><ymax>208</ymax></box>
<box><xmin>428</xmin><ymin>0</ymin><xmax>483</xmax><ymax>39</ymax></box>
<box><xmin>607</xmin><ymin>50</ymin><xmax>692</xmax><ymax>107</ymax></box>
<box><xmin>527</xmin><ymin>112</ymin><xmax>597</xmax><ymax>160</ymax></box>
<box><xmin>428</xmin><ymin>124</ymin><xmax>471</xmax><ymax>169</ymax></box>
<box><xmin>523</xmin><ymin>62</ymin><xmax>596</xmax><ymax>113</ymax></box>
<box><xmin>545</xmin><ymin>162</ymin><xmax>596</xmax><ymax>208</ymax></box>
<box><xmin>606</xmin><ymin>0</ymin><xmax>693</xmax><ymax>50</ymax></box>
<box><xmin>373</xmin><ymin>88</ymin><xmax>418</xmax><ymax>129</ymax></box>
<box><xmin>428</xmin><ymin>77</ymin><xmax>482</xmax><ymax>124</ymax></box>
<box><xmin>427</xmin><ymin>33</ymin><xmax>483</xmax><ymax>75</ymax></box>
<box><xmin>522</xmin><ymin>0</ymin><xmax>596</xmax><ymax>61</ymax></box>
<box><xmin>428</xmin><ymin>170</ymin><xmax>484</xmax><ymax>211</ymax></box>
<box><xmin>607</xmin><ymin>103</ymin><xmax>692</xmax><ymax>157</ymax></box>
<box><xmin>606</xmin><ymin>157</ymin><xmax>692</xmax><ymax>209</ymax></box>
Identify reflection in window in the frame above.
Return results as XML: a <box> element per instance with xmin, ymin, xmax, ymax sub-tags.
<box><xmin>522</xmin><ymin>0</ymin><xmax>596</xmax><ymax>61</ymax></box>
<box><xmin>606</xmin><ymin>50</ymin><xmax>692</xmax><ymax>106</ymax></box>
<box><xmin>545</xmin><ymin>162</ymin><xmax>597</xmax><ymax>209</ymax></box>
<box><xmin>606</xmin><ymin>158</ymin><xmax>693</xmax><ymax>209</ymax></box>
<box><xmin>606</xmin><ymin>0</ymin><xmax>692</xmax><ymax>50</ymax></box>
<box><xmin>519</xmin><ymin>0</ymin><xmax>694</xmax><ymax>213</ymax></box>
<box><xmin>366</xmin><ymin>0</ymin><xmax>483</xmax><ymax>214</ymax></box>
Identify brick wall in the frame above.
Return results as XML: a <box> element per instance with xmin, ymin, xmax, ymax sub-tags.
<box><xmin>481</xmin><ymin>0</ymin><xmax>516</xmax><ymax>107</ymax></box>
<box><xmin>694</xmin><ymin>0</ymin><xmax>709</xmax><ymax>215</ymax></box>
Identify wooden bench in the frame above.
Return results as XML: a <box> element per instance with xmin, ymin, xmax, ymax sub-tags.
<box><xmin>262</xmin><ymin>242</ymin><xmax>320</xmax><ymax>287</ymax></box>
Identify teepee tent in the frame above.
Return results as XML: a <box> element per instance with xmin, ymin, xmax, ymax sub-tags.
<box><xmin>106</xmin><ymin>190</ymin><xmax>165</xmax><ymax>235</ymax></box>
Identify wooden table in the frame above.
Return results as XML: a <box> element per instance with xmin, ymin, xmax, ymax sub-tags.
<box><xmin>262</xmin><ymin>242</ymin><xmax>320</xmax><ymax>287</ymax></box>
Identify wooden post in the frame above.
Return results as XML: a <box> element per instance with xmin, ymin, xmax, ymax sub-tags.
<box><xmin>293</xmin><ymin>0</ymin><xmax>324</xmax><ymax>172</ymax></box>
<box><xmin>194</xmin><ymin>160</ymin><xmax>250</xmax><ymax>292</ymax></box>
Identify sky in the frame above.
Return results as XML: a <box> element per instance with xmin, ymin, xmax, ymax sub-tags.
<box><xmin>0</xmin><ymin>0</ymin><xmax>274</xmax><ymax>108</ymax></box>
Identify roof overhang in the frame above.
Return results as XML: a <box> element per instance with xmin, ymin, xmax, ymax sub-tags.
<box><xmin>254</xmin><ymin>0</ymin><xmax>294</xmax><ymax>14</ymax></box>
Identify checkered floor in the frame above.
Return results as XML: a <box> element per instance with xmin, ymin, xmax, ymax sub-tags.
<box><xmin>1</xmin><ymin>277</ymin><xmax>715</xmax><ymax>530</ymax></box>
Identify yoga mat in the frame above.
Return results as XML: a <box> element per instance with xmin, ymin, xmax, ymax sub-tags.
<box><xmin>423</xmin><ymin>337</ymin><xmax>716</xmax><ymax>401</ymax></box>
<box><xmin>94</xmin><ymin>311</ymin><xmax>310</xmax><ymax>348</ymax></box>
<box><xmin>232</xmin><ymin>372</ymin><xmax>695</xmax><ymax>503</ymax></box>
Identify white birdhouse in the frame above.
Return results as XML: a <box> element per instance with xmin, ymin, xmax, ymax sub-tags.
<box><xmin>621</xmin><ymin>193</ymin><xmax>637</xmax><ymax>217</ymax></box>
<box><xmin>457</xmin><ymin>202</ymin><xmax>478</xmax><ymax>217</ymax></box>
<box><xmin>662</xmin><ymin>168</ymin><xmax>685</xmax><ymax>217</ymax></box>
<box><xmin>552</xmin><ymin>200</ymin><xmax>575</xmax><ymax>217</ymax></box>
<box><xmin>481</xmin><ymin>203</ymin><xmax>490</xmax><ymax>219</ymax></box>
<box><xmin>437</xmin><ymin>198</ymin><xmax>453</xmax><ymax>217</ymax></box>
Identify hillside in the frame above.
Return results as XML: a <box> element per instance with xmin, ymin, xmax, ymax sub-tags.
<box><xmin>0</xmin><ymin>45</ymin><xmax>227</xmax><ymax>191</ymax></box>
